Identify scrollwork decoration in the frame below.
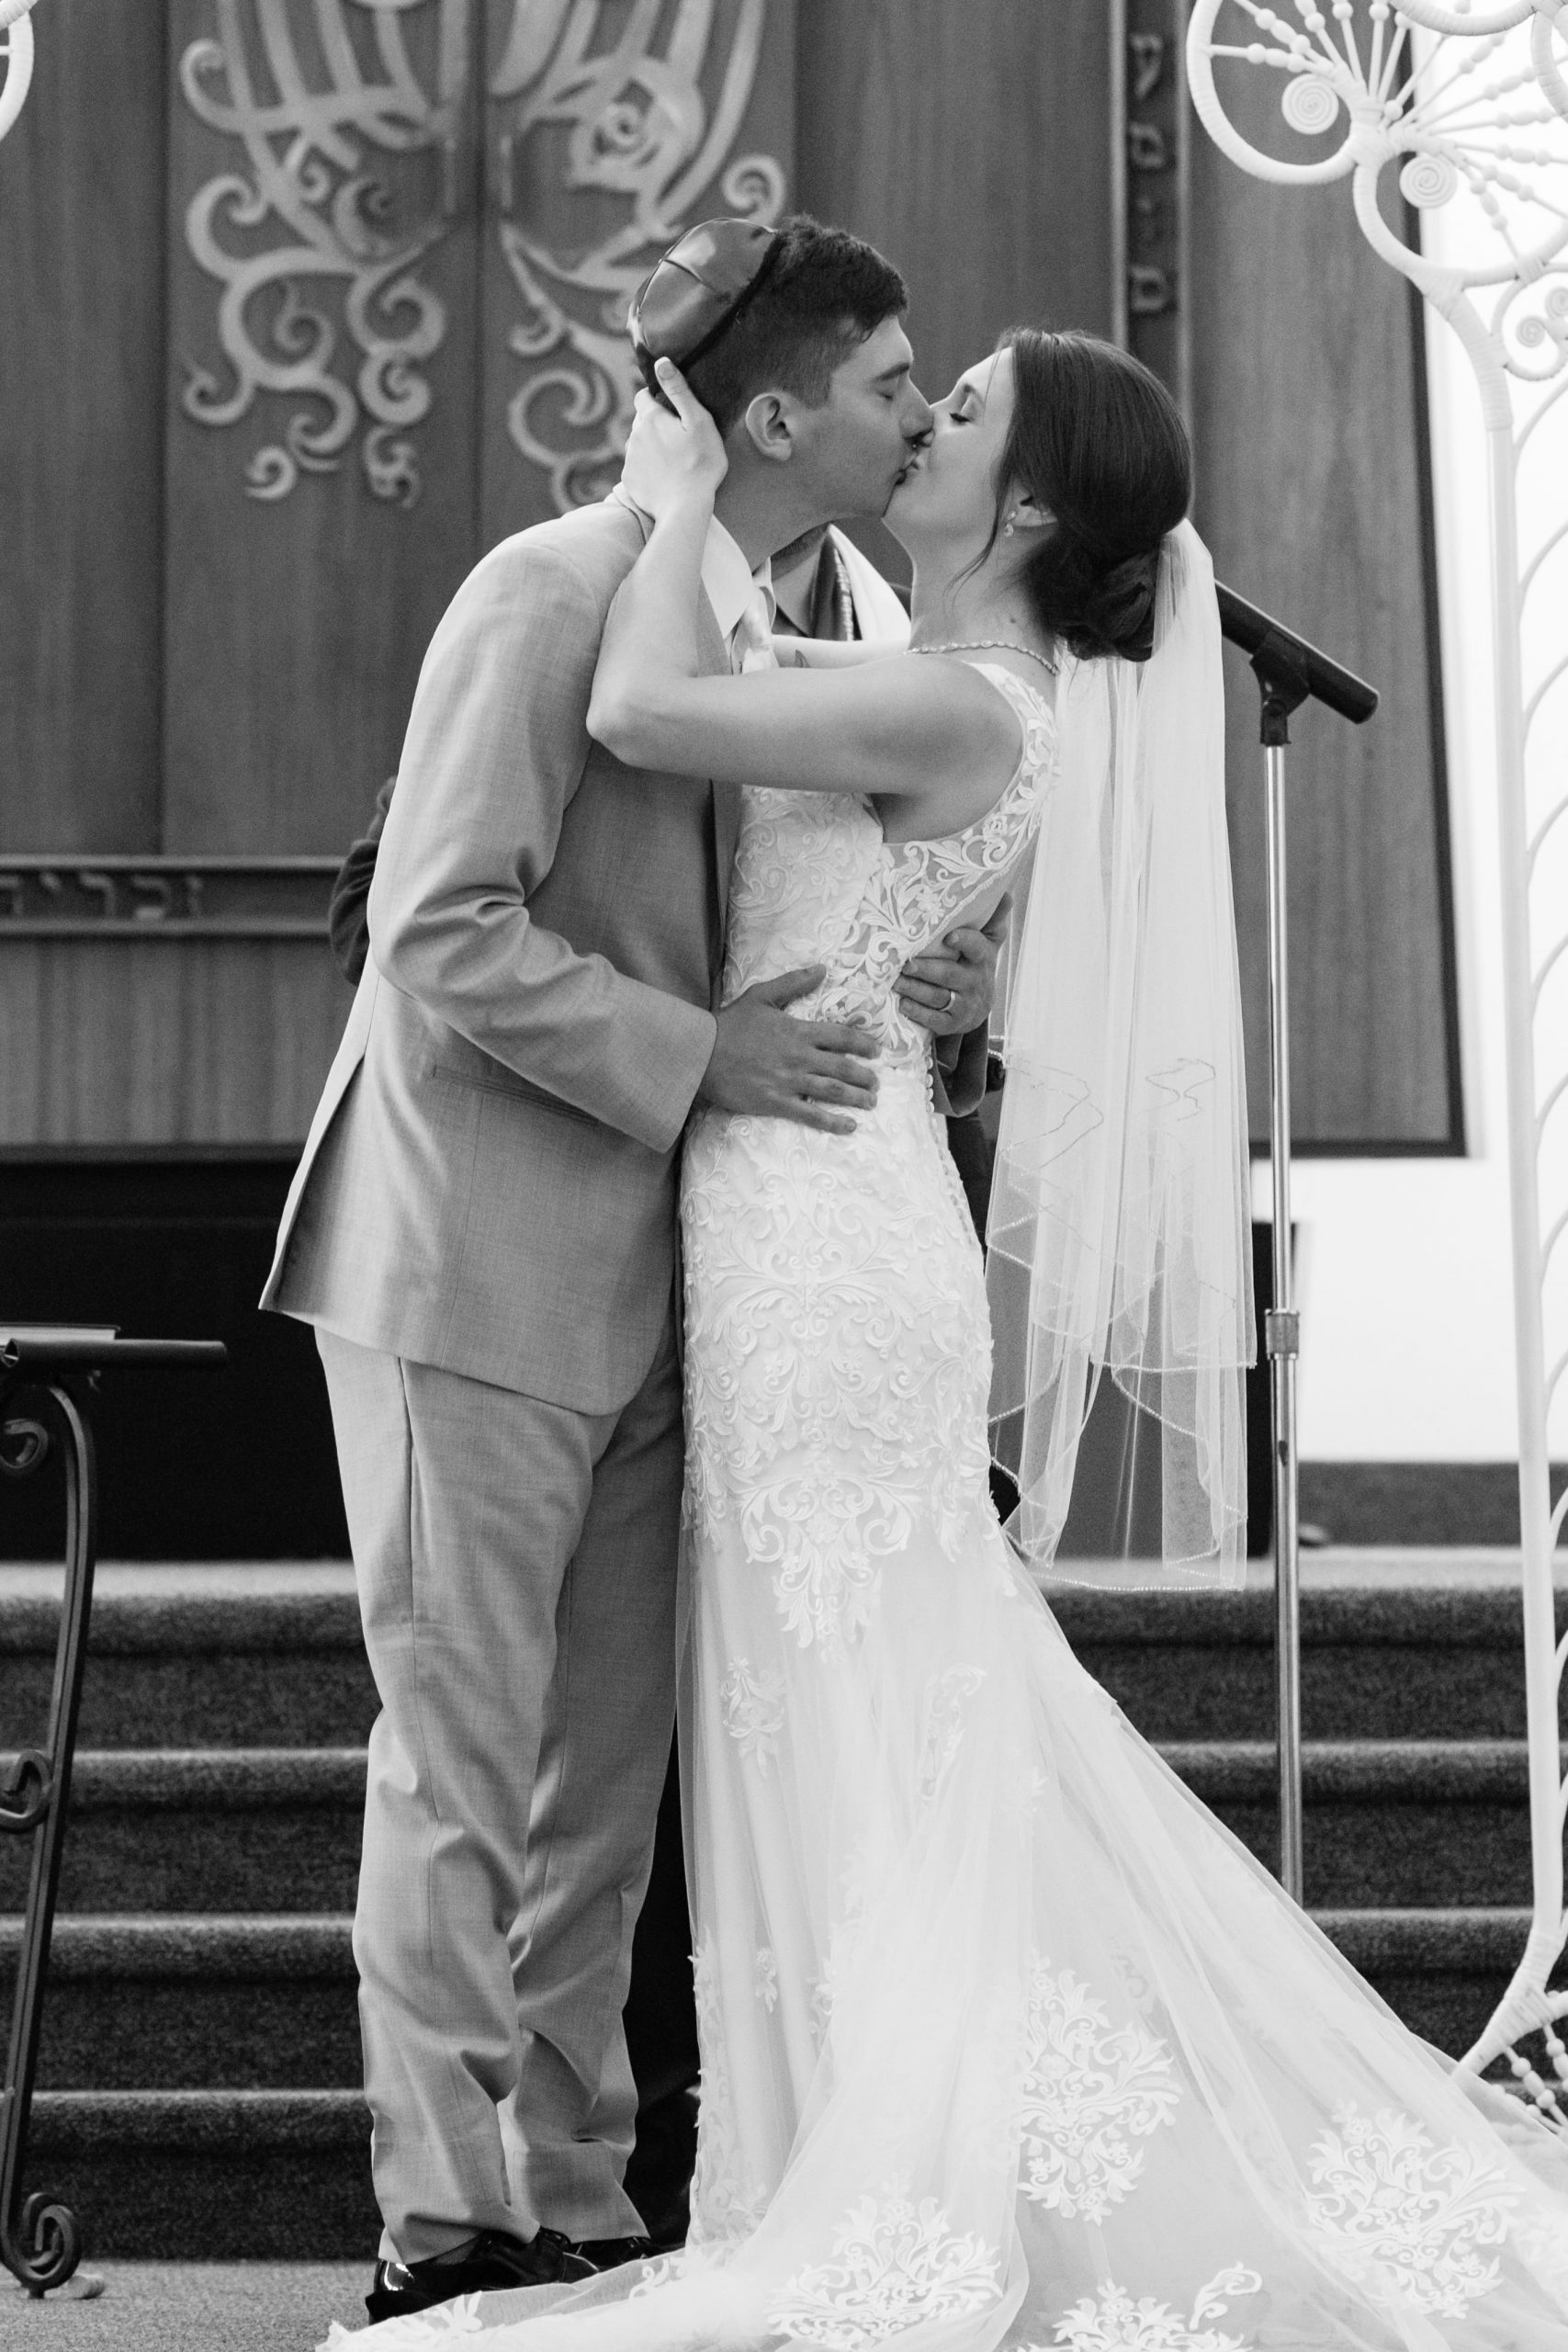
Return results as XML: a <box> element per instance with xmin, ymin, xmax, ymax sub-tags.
<box><xmin>491</xmin><ymin>0</ymin><xmax>785</xmax><ymax>511</ymax></box>
<box><xmin>0</xmin><ymin>1749</ymin><xmax>53</xmax><ymax>1836</ymax></box>
<box><xmin>0</xmin><ymin>0</ymin><xmax>39</xmax><ymax>149</ymax></box>
<box><xmin>1187</xmin><ymin>0</ymin><xmax>1568</xmax><ymax>384</ymax></box>
<box><xmin>178</xmin><ymin>0</ymin><xmax>469</xmax><ymax>504</ymax></box>
<box><xmin>0</xmin><ymin>1414</ymin><xmax>49</xmax><ymax>1475</ymax></box>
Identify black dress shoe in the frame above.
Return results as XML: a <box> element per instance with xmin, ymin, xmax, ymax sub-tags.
<box><xmin>367</xmin><ymin>2226</ymin><xmax>594</xmax><ymax>2323</ymax></box>
<box><xmin>565</xmin><ymin>2234</ymin><xmax>655</xmax><ymax>2273</ymax></box>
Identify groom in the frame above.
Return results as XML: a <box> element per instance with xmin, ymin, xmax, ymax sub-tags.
<box><xmin>263</xmin><ymin>214</ymin><xmax>997</xmax><ymax>2324</ymax></box>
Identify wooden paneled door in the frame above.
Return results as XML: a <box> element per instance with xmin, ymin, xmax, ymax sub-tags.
<box><xmin>0</xmin><ymin>0</ymin><xmax>794</xmax><ymax>1146</ymax></box>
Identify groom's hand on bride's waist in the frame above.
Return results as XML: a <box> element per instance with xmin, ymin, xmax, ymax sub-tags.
<box><xmin>894</xmin><ymin>897</ymin><xmax>1009</xmax><ymax>1038</ymax></box>
<box><xmin>698</xmin><ymin>967</ymin><xmax>878</xmax><ymax>1136</ymax></box>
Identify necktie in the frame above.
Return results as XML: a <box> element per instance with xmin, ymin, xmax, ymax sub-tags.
<box><xmin>808</xmin><ymin>535</ymin><xmax>860</xmax><ymax>642</ymax></box>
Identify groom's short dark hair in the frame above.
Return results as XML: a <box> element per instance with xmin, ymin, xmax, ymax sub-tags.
<box><xmin>684</xmin><ymin>215</ymin><xmax>908</xmax><ymax>436</ymax></box>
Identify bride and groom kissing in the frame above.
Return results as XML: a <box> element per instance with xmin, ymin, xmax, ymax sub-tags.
<box><xmin>265</xmin><ymin>215</ymin><xmax>1568</xmax><ymax>2348</ymax></box>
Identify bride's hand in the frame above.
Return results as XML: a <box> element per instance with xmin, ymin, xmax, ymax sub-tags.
<box><xmin>619</xmin><ymin>360</ymin><xmax>728</xmax><ymax>517</ymax></box>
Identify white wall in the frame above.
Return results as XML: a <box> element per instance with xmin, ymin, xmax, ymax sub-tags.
<box><xmin>1280</xmin><ymin>115</ymin><xmax>1568</xmax><ymax>1463</ymax></box>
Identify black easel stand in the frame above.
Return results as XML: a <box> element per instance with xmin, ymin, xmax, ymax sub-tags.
<box><xmin>0</xmin><ymin>1327</ymin><xmax>226</xmax><ymax>2295</ymax></box>
<box><xmin>1214</xmin><ymin>584</ymin><xmax>1378</xmax><ymax>1901</ymax></box>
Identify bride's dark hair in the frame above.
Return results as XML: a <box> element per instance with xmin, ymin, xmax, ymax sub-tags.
<box><xmin>990</xmin><ymin>328</ymin><xmax>1191</xmax><ymax>664</ymax></box>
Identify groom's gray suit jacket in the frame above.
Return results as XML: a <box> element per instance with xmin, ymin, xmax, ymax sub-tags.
<box><xmin>263</xmin><ymin>497</ymin><xmax>732</xmax><ymax>1414</ymax></box>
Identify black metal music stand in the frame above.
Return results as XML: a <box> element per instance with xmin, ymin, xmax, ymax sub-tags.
<box><xmin>0</xmin><ymin>1326</ymin><xmax>227</xmax><ymax>2295</ymax></box>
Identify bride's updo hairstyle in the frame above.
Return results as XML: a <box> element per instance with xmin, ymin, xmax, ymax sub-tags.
<box><xmin>994</xmin><ymin>328</ymin><xmax>1191</xmax><ymax>664</ymax></box>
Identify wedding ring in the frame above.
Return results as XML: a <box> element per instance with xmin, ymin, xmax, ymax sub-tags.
<box><xmin>943</xmin><ymin>986</ymin><xmax>956</xmax><ymax>1012</ymax></box>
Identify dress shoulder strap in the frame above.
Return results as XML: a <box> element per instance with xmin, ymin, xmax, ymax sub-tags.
<box><xmin>969</xmin><ymin>662</ymin><xmax>1057</xmax><ymax>778</ymax></box>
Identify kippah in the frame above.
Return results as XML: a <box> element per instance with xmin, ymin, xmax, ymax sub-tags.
<box><xmin>628</xmin><ymin>219</ymin><xmax>785</xmax><ymax>393</ymax></box>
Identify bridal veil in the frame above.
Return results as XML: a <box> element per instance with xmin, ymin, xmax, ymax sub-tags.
<box><xmin>987</xmin><ymin>519</ymin><xmax>1255</xmax><ymax>1586</ymax></box>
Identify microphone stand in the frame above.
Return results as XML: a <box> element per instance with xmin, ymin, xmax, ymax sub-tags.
<box><xmin>1214</xmin><ymin>582</ymin><xmax>1379</xmax><ymax>1903</ymax></box>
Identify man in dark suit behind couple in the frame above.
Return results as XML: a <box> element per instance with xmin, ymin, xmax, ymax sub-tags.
<box><xmin>263</xmin><ymin>216</ymin><xmax>1002</xmax><ymax>2328</ymax></box>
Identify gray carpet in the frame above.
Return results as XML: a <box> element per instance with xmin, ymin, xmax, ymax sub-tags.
<box><xmin>0</xmin><ymin>2265</ymin><xmax>367</xmax><ymax>2351</ymax></box>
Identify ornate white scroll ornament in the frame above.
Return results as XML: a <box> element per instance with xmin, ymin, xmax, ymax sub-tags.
<box><xmin>0</xmin><ymin>0</ymin><xmax>38</xmax><ymax>148</ymax></box>
<box><xmin>489</xmin><ymin>0</ymin><xmax>785</xmax><ymax>511</ymax></box>
<box><xmin>179</xmin><ymin>0</ymin><xmax>469</xmax><ymax>503</ymax></box>
<box><xmin>1187</xmin><ymin>0</ymin><xmax>1568</xmax><ymax>2109</ymax></box>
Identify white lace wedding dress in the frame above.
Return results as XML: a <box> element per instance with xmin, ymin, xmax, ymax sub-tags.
<box><xmin>339</xmin><ymin>669</ymin><xmax>1568</xmax><ymax>2351</ymax></box>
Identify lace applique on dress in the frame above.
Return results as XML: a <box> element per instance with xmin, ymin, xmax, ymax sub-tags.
<box><xmin>682</xmin><ymin>1117</ymin><xmax>998</xmax><ymax>1646</ymax></box>
<box><xmin>1046</xmin><ymin>2266</ymin><xmax>1264</xmax><ymax>2352</ymax></box>
<box><xmin>769</xmin><ymin>2182</ymin><xmax>1002</xmax><ymax>2347</ymax></box>
<box><xmin>818</xmin><ymin>669</ymin><xmax>1057</xmax><ymax>1052</ymax></box>
<box><xmin>917</xmin><ymin>1664</ymin><xmax>987</xmax><ymax>1803</ymax></box>
<box><xmin>1304</xmin><ymin>2104</ymin><xmax>1519</xmax><ymax>2317</ymax></box>
<box><xmin>719</xmin><ymin>1657</ymin><xmax>786</xmax><ymax>1773</ymax></box>
<box><xmin>1014</xmin><ymin>1961</ymin><xmax>1182</xmax><ymax>2220</ymax></box>
<box><xmin>688</xmin><ymin>1932</ymin><xmax>769</xmax><ymax>2246</ymax></box>
<box><xmin>682</xmin><ymin>662</ymin><xmax>1056</xmax><ymax>1649</ymax></box>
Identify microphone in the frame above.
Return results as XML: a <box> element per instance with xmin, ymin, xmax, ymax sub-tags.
<box><xmin>1214</xmin><ymin>581</ymin><xmax>1379</xmax><ymax>728</ymax></box>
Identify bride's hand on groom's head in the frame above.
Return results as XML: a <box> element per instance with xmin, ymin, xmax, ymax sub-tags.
<box><xmin>895</xmin><ymin>896</ymin><xmax>1010</xmax><ymax>1036</ymax></box>
<box><xmin>620</xmin><ymin>363</ymin><xmax>728</xmax><ymax>517</ymax></box>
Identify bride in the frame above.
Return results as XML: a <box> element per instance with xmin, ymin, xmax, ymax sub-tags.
<box><xmin>335</xmin><ymin>331</ymin><xmax>1568</xmax><ymax>2348</ymax></box>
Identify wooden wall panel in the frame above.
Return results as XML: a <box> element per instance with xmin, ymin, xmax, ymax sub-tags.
<box><xmin>795</xmin><ymin>0</ymin><xmax>1112</xmax><ymax>415</ymax></box>
<box><xmin>0</xmin><ymin>940</ymin><xmax>349</xmax><ymax>1144</ymax></box>
<box><xmin>161</xmin><ymin>0</ymin><xmax>483</xmax><ymax>855</ymax></box>
<box><xmin>1190</xmin><ymin>87</ymin><xmax>1460</xmax><ymax>1149</ymax></box>
<box><xmin>0</xmin><ymin>0</ymin><xmax>166</xmax><ymax>854</ymax></box>
<box><xmin>478</xmin><ymin>0</ymin><xmax>796</xmax><ymax>548</ymax></box>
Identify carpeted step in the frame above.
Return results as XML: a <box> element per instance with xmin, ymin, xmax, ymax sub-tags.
<box><xmin>25</xmin><ymin>2088</ymin><xmax>376</xmax><ymax>2261</ymax></box>
<box><xmin>1316</xmin><ymin>1907</ymin><xmax>1552</xmax><ymax>2056</ymax></box>
<box><xmin>3</xmin><ymin>1556</ymin><xmax>1560</xmax><ymax>2265</ymax></box>
<box><xmin>0</xmin><ymin>1916</ymin><xmax>360</xmax><ymax>2088</ymax></box>
<box><xmin>17</xmin><ymin>1910</ymin><xmax>1551</xmax><ymax>2260</ymax></box>
<box><xmin>0</xmin><ymin>1752</ymin><xmax>364</xmax><ymax>1913</ymax></box>
<box><xmin>6</xmin><ymin>1907</ymin><xmax>1537</xmax><ymax>2096</ymax></box>
<box><xmin>1166</xmin><ymin>1738</ymin><xmax>1545</xmax><ymax>1905</ymax></box>
<box><xmin>3</xmin><ymin>1738</ymin><xmax>1547</xmax><ymax>1914</ymax></box>
<box><xmin>0</xmin><ymin>1564</ymin><xmax>374</xmax><ymax>1748</ymax></box>
<box><xmin>4</xmin><ymin>1556</ymin><xmax>1559</xmax><ymax>1748</ymax></box>
<box><xmin>1050</xmin><ymin>1553</ymin><xmax>1566</xmax><ymax>1741</ymax></box>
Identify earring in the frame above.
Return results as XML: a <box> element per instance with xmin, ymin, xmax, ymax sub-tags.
<box><xmin>1003</xmin><ymin>508</ymin><xmax>1018</xmax><ymax>538</ymax></box>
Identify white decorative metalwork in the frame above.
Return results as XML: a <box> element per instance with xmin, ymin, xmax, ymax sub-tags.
<box><xmin>178</xmin><ymin>0</ymin><xmax>470</xmax><ymax>503</ymax></box>
<box><xmin>0</xmin><ymin>0</ymin><xmax>39</xmax><ymax>149</ymax></box>
<box><xmin>488</xmin><ymin>0</ymin><xmax>784</xmax><ymax>511</ymax></box>
<box><xmin>1187</xmin><ymin>0</ymin><xmax>1568</xmax><ymax>2105</ymax></box>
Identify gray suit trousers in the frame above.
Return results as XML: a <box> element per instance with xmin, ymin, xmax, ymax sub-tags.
<box><xmin>317</xmin><ymin>1324</ymin><xmax>683</xmax><ymax>2264</ymax></box>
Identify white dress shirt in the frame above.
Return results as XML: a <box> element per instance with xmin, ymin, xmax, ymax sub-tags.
<box><xmin>698</xmin><ymin>514</ymin><xmax>775</xmax><ymax>673</ymax></box>
<box><xmin>609</xmin><ymin>488</ymin><xmax>773</xmax><ymax>671</ymax></box>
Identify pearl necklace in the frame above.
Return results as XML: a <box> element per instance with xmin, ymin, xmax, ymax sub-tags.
<box><xmin>910</xmin><ymin>637</ymin><xmax>1058</xmax><ymax>676</ymax></box>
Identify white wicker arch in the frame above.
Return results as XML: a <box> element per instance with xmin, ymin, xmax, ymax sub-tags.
<box><xmin>1187</xmin><ymin>0</ymin><xmax>1568</xmax><ymax>2109</ymax></box>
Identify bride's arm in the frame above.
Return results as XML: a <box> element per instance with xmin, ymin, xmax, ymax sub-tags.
<box><xmin>588</xmin><ymin>368</ymin><xmax>1019</xmax><ymax>802</ymax></box>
